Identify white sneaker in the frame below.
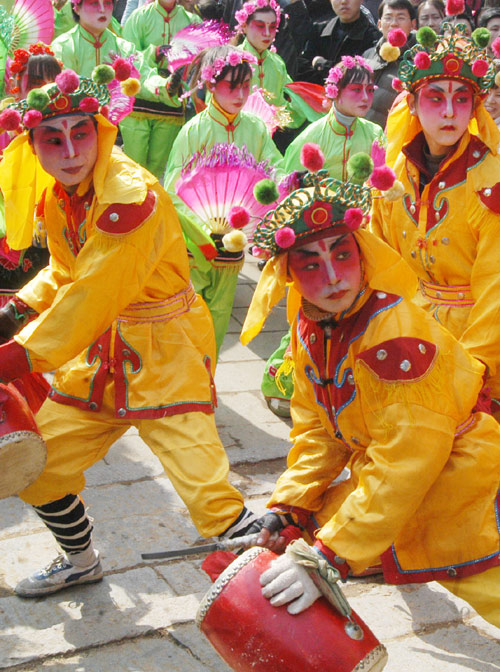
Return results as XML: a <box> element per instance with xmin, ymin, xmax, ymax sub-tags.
<box><xmin>15</xmin><ymin>553</ymin><xmax>103</xmax><ymax>597</ymax></box>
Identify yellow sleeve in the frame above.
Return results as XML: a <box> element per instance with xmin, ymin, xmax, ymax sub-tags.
<box><xmin>17</xmin><ymin>255</ymin><xmax>72</xmax><ymax>315</ymax></box>
<box><xmin>316</xmin><ymin>346</ymin><xmax>480</xmax><ymax>573</ymax></box>
<box><xmin>460</xmin><ymin>206</ymin><xmax>500</xmax><ymax>377</ymax></box>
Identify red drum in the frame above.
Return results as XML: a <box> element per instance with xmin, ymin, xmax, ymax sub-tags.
<box><xmin>197</xmin><ymin>547</ymin><xmax>387</xmax><ymax>672</ymax></box>
<box><xmin>0</xmin><ymin>382</ymin><xmax>46</xmax><ymax>499</ymax></box>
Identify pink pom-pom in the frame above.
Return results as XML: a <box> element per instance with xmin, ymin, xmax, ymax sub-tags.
<box><xmin>414</xmin><ymin>52</ymin><xmax>431</xmax><ymax>70</ymax></box>
<box><xmin>23</xmin><ymin>109</ymin><xmax>43</xmax><ymax>129</ymax></box>
<box><xmin>370</xmin><ymin>165</ymin><xmax>396</xmax><ymax>191</ymax></box>
<box><xmin>55</xmin><ymin>69</ymin><xmax>80</xmax><ymax>94</ymax></box>
<box><xmin>100</xmin><ymin>104</ymin><xmax>109</xmax><ymax>118</ymax></box>
<box><xmin>388</xmin><ymin>28</ymin><xmax>407</xmax><ymax>47</ymax></box>
<box><xmin>392</xmin><ymin>77</ymin><xmax>403</xmax><ymax>92</ymax></box>
<box><xmin>300</xmin><ymin>143</ymin><xmax>325</xmax><ymax>172</ymax></box>
<box><xmin>275</xmin><ymin>226</ymin><xmax>296</xmax><ymax>248</ymax></box>
<box><xmin>472</xmin><ymin>59</ymin><xmax>489</xmax><ymax>77</ymax></box>
<box><xmin>344</xmin><ymin>208</ymin><xmax>363</xmax><ymax>231</ymax></box>
<box><xmin>0</xmin><ymin>108</ymin><xmax>22</xmax><ymax>131</ymax></box>
<box><xmin>445</xmin><ymin>0</ymin><xmax>464</xmax><ymax>15</ymax></box>
<box><xmin>228</xmin><ymin>206</ymin><xmax>250</xmax><ymax>229</ymax></box>
<box><xmin>113</xmin><ymin>58</ymin><xmax>132</xmax><ymax>81</ymax></box>
<box><xmin>492</xmin><ymin>37</ymin><xmax>500</xmax><ymax>59</ymax></box>
<box><xmin>79</xmin><ymin>97</ymin><xmax>99</xmax><ymax>113</ymax></box>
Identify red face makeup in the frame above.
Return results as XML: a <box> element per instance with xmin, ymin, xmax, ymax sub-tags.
<box><xmin>74</xmin><ymin>0</ymin><xmax>113</xmax><ymax>37</ymax></box>
<box><xmin>335</xmin><ymin>81</ymin><xmax>375</xmax><ymax>118</ymax></box>
<box><xmin>31</xmin><ymin>114</ymin><xmax>98</xmax><ymax>194</ymax></box>
<box><xmin>412</xmin><ymin>79</ymin><xmax>474</xmax><ymax>155</ymax></box>
<box><xmin>244</xmin><ymin>10</ymin><xmax>277</xmax><ymax>53</ymax></box>
<box><xmin>288</xmin><ymin>233</ymin><xmax>362</xmax><ymax>315</ymax></box>
<box><xmin>210</xmin><ymin>73</ymin><xmax>251</xmax><ymax>115</ymax></box>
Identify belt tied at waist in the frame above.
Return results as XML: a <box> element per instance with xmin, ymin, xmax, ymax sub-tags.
<box><xmin>117</xmin><ymin>282</ymin><xmax>196</xmax><ymax>323</ymax></box>
<box><xmin>419</xmin><ymin>280</ymin><xmax>474</xmax><ymax>306</ymax></box>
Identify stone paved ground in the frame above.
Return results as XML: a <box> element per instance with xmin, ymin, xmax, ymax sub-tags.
<box><xmin>1</xmin><ymin>258</ymin><xmax>499</xmax><ymax>671</ymax></box>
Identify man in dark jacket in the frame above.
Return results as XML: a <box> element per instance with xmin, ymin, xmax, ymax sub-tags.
<box><xmin>362</xmin><ymin>0</ymin><xmax>416</xmax><ymax>128</ymax></box>
<box><xmin>299</xmin><ymin>0</ymin><xmax>382</xmax><ymax>84</ymax></box>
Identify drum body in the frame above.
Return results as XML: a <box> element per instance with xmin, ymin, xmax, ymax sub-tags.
<box><xmin>0</xmin><ymin>382</ymin><xmax>46</xmax><ymax>499</ymax></box>
<box><xmin>197</xmin><ymin>547</ymin><xmax>388</xmax><ymax>672</ymax></box>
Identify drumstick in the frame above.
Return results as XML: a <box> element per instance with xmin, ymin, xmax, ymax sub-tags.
<box><xmin>141</xmin><ymin>532</ymin><xmax>262</xmax><ymax>560</ymax></box>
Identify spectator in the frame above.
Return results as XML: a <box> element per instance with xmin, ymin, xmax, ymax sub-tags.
<box><xmin>299</xmin><ymin>0</ymin><xmax>382</xmax><ymax>84</ymax></box>
<box><xmin>478</xmin><ymin>7</ymin><xmax>500</xmax><ymax>56</ymax></box>
<box><xmin>442</xmin><ymin>9</ymin><xmax>474</xmax><ymax>35</ymax></box>
<box><xmin>417</xmin><ymin>0</ymin><xmax>445</xmax><ymax>32</ymax></box>
<box><xmin>363</xmin><ymin>0</ymin><xmax>416</xmax><ymax>127</ymax></box>
<box><xmin>484</xmin><ymin>60</ymin><xmax>500</xmax><ymax>129</ymax></box>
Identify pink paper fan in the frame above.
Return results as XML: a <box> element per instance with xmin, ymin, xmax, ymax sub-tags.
<box><xmin>176</xmin><ymin>143</ymin><xmax>280</xmax><ymax>242</ymax></box>
<box><xmin>165</xmin><ymin>20</ymin><xmax>232</xmax><ymax>73</ymax></box>
<box><xmin>243</xmin><ymin>88</ymin><xmax>280</xmax><ymax>134</ymax></box>
<box><xmin>106</xmin><ymin>57</ymin><xmax>140</xmax><ymax>125</ymax></box>
<box><xmin>11</xmin><ymin>0</ymin><xmax>54</xmax><ymax>51</ymax></box>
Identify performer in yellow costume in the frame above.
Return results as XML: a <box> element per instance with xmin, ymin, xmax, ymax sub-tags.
<box><xmin>370</xmin><ymin>18</ymin><xmax>500</xmax><ymax>419</ymax></box>
<box><xmin>241</xmin><ymin>147</ymin><xmax>500</xmax><ymax>630</ymax></box>
<box><xmin>0</xmin><ymin>67</ymin><xmax>256</xmax><ymax>598</ymax></box>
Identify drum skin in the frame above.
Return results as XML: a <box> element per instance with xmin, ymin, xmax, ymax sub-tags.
<box><xmin>197</xmin><ymin>547</ymin><xmax>388</xmax><ymax>672</ymax></box>
<box><xmin>0</xmin><ymin>382</ymin><xmax>47</xmax><ymax>499</ymax></box>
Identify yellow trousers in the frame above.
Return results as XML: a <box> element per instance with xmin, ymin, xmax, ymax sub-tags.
<box><xmin>20</xmin><ymin>385</ymin><xmax>244</xmax><ymax>538</ymax></box>
<box><xmin>440</xmin><ymin>566</ymin><xmax>500</xmax><ymax>629</ymax></box>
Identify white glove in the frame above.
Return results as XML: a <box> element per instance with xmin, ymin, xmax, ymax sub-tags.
<box><xmin>260</xmin><ymin>553</ymin><xmax>321</xmax><ymax>615</ymax></box>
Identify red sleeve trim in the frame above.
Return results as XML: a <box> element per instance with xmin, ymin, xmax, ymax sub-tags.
<box><xmin>356</xmin><ymin>337</ymin><xmax>437</xmax><ymax>383</ymax></box>
<box><xmin>0</xmin><ymin>340</ymin><xmax>32</xmax><ymax>383</ymax></box>
<box><xmin>313</xmin><ymin>540</ymin><xmax>350</xmax><ymax>580</ymax></box>
<box><xmin>96</xmin><ymin>190</ymin><xmax>157</xmax><ymax>235</ymax></box>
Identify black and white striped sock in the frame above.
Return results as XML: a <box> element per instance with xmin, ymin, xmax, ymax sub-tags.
<box><xmin>33</xmin><ymin>494</ymin><xmax>93</xmax><ymax>556</ymax></box>
<box><xmin>219</xmin><ymin>506</ymin><xmax>258</xmax><ymax>540</ymax></box>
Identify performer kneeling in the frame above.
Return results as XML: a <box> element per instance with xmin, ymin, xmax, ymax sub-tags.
<box><xmin>242</xmin><ymin>147</ymin><xmax>500</xmax><ymax>629</ymax></box>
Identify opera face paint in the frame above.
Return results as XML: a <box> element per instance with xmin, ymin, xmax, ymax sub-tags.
<box><xmin>335</xmin><ymin>80</ymin><xmax>375</xmax><ymax>117</ymax></box>
<box><xmin>288</xmin><ymin>233</ymin><xmax>362</xmax><ymax>314</ymax></box>
<box><xmin>411</xmin><ymin>79</ymin><xmax>474</xmax><ymax>155</ymax></box>
<box><xmin>210</xmin><ymin>72</ymin><xmax>251</xmax><ymax>115</ymax></box>
<box><xmin>244</xmin><ymin>10</ymin><xmax>277</xmax><ymax>53</ymax></box>
<box><xmin>31</xmin><ymin>115</ymin><xmax>98</xmax><ymax>194</ymax></box>
<box><xmin>74</xmin><ymin>0</ymin><xmax>113</xmax><ymax>36</ymax></box>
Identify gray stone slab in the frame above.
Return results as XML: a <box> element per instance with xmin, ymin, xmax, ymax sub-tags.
<box><xmin>0</xmin><ymin>568</ymin><xmax>200</xmax><ymax>669</ymax></box>
<box><xmin>218</xmin><ymin>422</ymin><xmax>290</xmax><ymax>464</ymax></box>
<box><xmin>215</xmin><ymin>360</ymin><xmax>267</xmax><ymax>393</ymax></box>
<box><xmin>218</xmin><ymin>332</ymin><xmax>263</xmax><ymax>362</ymax></box>
<box><xmin>232</xmin><ymin>304</ymin><xmax>287</xmax><ymax>331</ymax></box>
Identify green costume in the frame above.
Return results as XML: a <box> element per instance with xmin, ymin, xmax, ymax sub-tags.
<box><xmin>263</xmin><ymin>105</ymin><xmax>386</xmax><ymax>411</ymax></box>
<box><xmin>51</xmin><ymin>24</ymin><xmax>137</xmax><ymax>76</ymax></box>
<box><xmin>121</xmin><ymin>2</ymin><xmax>201</xmax><ymax>178</ymax></box>
<box><xmin>164</xmin><ymin>99</ymin><xmax>283</xmax><ymax>357</ymax></box>
<box><xmin>242</xmin><ymin>38</ymin><xmax>305</xmax><ymax>129</ymax></box>
<box><xmin>283</xmin><ymin>104</ymin><xmax>386</xmax><ymax>178</ymax></box>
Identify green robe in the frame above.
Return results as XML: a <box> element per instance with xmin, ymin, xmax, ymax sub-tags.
<box><xmin>164</xmin><ymin>100</ymin><xmax>284</xmax><ymax>355</ymax></box>
<box><xmin>122</xmin><ymin>2</ymin><xmax>201</xmax><ymax>53</ymax></box>
<box><xmin>283</xmin><ymin>105</ymin><xmax>386</xmax><ymax>181</ymax></box>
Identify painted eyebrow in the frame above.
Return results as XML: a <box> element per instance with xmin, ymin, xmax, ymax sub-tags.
<box><xmin>38</xmin><ymin>119</ymin><xmax>92</xmax><ymax>133</ymax></box>
<box><xmin>427</xmin><ymin>83</ymin><xmax>469</xmax><ymax>93</ymax></box>
<box><xmin>293</xmin><ymin>235</ymin><xmax>348</xmax><ymax>257</ymax></box>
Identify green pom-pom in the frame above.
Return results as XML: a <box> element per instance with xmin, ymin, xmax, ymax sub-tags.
<box><xmin>347</xmin><ymin>153</ymin><xmax>373</xmax><ymax>184</ymax></box>
<box><xmin>472</xmin><ymin>27</ymin><xmax>491</xmax><ymax>49</ymax></box>
<box><xmin>416</xmin><ymin>26</ymin><xmax>437</xmax><ymax>48</ymax></box>
<box><xmin>26</xmin><ymin>88</ymin><xmax>50</xmax><ymax>111</ymax></box>
<box><xmin>92</xmin><ymin>64</ymin><xmax>115</xmax><ymax>85</ymax></box>
<box><xmin>254</xmin><ymin>179</ymin><xmax>279</xmax><ymax>205</ymax></box>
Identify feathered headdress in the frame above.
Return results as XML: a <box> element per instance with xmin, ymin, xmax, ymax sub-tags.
<box><xmin>160</xmin><ymin>20</ymin><xmax>232</xmax><ymax>74</ymax></box>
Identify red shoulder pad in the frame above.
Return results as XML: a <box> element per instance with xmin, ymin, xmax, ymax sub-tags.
<box><xmin>356</xmin><ymin>337</ymin><xmax>438</xmax><ymax>382</ymax></box>
<box><xmin>96</xmin><ymin>190</ymin><xmax>157</xmax><ymax>235</ymax></box>
<box><xmin>478</xmin><ymin>184</ymin><xmax>500</xmax><ymax>214</ymax></box>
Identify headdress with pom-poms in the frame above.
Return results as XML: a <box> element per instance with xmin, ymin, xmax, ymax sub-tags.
<box><xmin>323</xmin><ymin>55</ymin><xmax>374</xmax><ymax>101</ymax></box>
<box><xmin>0</xmin><ymin>64</ymin><xmax>141</xmax><ymax>132</ymax></box>
<box><xmin>251</xmin><ymin>142</ymin><xmax>403</xmax><ymax>258</ymax></box>
<box><xmin>235</xmin><ymin>0</ymin><xmax>282</xmax><ymax>29</ymax></box>
<box><xmin>395</xmin><ymin>0</ymin><xmax>496</xmax><ymax>95</ymax></box>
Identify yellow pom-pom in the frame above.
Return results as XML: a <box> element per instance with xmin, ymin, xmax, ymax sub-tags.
<box><xmin>222</xmin><ymin>229</ymin><xmax>248</xmax><ymax>252</ymax></box>
<box><xmin>383</xmin><ymin>180</ymin><xmax>405</xmax><ymax>201</ymax></box>
<box><xmin>121</xmin><ymin>77</ymin><xmax>141</xmax><ymax>97</ymax></box>
<box><xmin>495</xmin><ymin>71</ymin><xmax>500</xmax><ymax>88</ymax></box>
<box><xmin>379</xmin><ymin>43</ymin><xmax>400</xmax><ymax>63</ymax></box>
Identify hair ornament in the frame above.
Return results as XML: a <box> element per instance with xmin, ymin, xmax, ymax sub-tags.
<box><xmin>235</xmin><ymin>0</ymin><xmax>282</xmax><ymax>28</ymax></box>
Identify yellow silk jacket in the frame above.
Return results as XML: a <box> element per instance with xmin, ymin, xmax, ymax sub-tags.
<box><xmin>11</xmin><ymin>122</ymin><xmax>216</xmax><ymax>419</ymax></box>
<box><xmin>268</xmin><ymin>288</ymin><xmax>500</xmax><ymax>583</ymax></box>
<box><xmin>371</xmin><ymin>128</ymin><xmax>500</xmax><ymax>406</ymax></box>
